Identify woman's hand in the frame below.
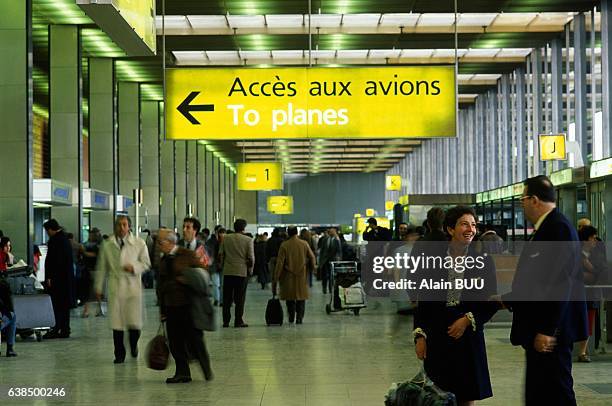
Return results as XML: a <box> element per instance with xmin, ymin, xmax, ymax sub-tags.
<box><xmin>448</xmin><ymin>315</ymin><xmax>470</xmax><ymax>339</ymax></box>
<box><xmin>415</xmin><ymin>337</ymin><xmax>427</xmax><ymax>360</ymax></box>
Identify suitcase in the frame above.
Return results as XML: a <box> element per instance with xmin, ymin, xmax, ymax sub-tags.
<box><xmin>13</xmin><ymin>294</ymin><xmax>56</xmax><ymax>341</ymax></box>
<box><xmin>8</xmin><ymin>276</ymin><xmax>37</xmax><ymax>295</ymax></box>
<box><xmin>265</xmin><ymin>297</ymin><xmax>283</xmax><ymax>326</ymax></box>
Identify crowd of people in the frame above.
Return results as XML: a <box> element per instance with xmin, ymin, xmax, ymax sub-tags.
<box><xmin>0</xmin><ymin>174</ymin><xmax>609</xmax><ymax>403</ymax></box>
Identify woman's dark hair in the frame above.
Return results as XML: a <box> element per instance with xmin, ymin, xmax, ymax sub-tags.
<box><xmin>578</xmin><ymin>225</ymin><xmax>598</xmax><ymax>242</ymax></box>
<box><xmin>444</xmin><ymin>206</ymin><xmax>477</xmax><ymax>232</ymax></box>
<box><xmin>0</xmin><ymin>237</ymin><xmax>10</xmax><ymax>249</ymax></box>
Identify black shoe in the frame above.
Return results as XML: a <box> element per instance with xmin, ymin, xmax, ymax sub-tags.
<box><xmin>57</xmin><ymin>331</ymin><xmax>70</xmax><ymax>339</ymax></box>
<box><xmin>6</xmin><ymin>346</ymin><xmax>17</xmax><ymax>357</ymax></box>
<box><xmin>204</xmin><ymin>371</ymin><xmax>214</xmax><ymax>381</ymax></box>
<box><xmin>213</xmin><ymin>300</ymin><xmax>219</xmax><ymax>306</ymax></box>
<box><xmin>131</xmin><ymin>348</ymin><xmax>138</xmax><ymax>358</ymax></box>
<box><xmin>43</xmin><ymin>330</ymin><xmax>60</xmax><ymax>340</ymax></box>
<box><xmin>113</xmin><ymin>358</ymin><xmax>125</xmax><ymax>364</ymax></box>
<box><xmin>166</xmin><ymin>376</ymin><xmax>192</xmax><ymax>384</ymax></box>
<box><xmin>296</xmin><ymin>319</ymin><xmax>303</xmax><ymax>324</ymax></box>
<box><xmin>222</xmin><ymin>323</ymin><xmax>230</xmax><ymax>328</ymax></box>
<box><xmin>288</xmin><ymin>318</ymin><xmax>295</xmax><ymax>324</ymax></box>
<box><xmin>234</xmin><ymin>323</ymin><xmax>249</xmax><ymax>328</ymax></box>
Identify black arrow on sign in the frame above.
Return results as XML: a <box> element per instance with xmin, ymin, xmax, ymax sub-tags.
<box><xmin>177</xmin><ymin>91</ymin><xmax>215</xmax><ymax>125</ymax></box>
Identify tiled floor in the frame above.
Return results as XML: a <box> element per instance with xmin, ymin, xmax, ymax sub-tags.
<box><xmin>1</xmin><ymin>282</ymin><xmax>611</xmax><ymax>405</ymax></box>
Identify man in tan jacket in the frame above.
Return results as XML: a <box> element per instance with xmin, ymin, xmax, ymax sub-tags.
<box><xmin>219</xmin><ymin>219</ymin><xmax>254</xmax><ymax>328</ymax></box>
<box><xmin>273</xmin><ymin>226</ymin><xmax>316</xmax><ymax>324</ymax></box>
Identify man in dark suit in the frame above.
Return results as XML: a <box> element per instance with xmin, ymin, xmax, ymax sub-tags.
<box><xmin>317</xmin><ymin>227</ymin><xmax>341</xmax><ymax>294</ymax></box>
<box><xmin>498</xmin><ymin>175</ymin><xmax>587</xmax><ymax>405</ymax></box>
<box><xmin>43</xmin><ymin>219</ymin><xmax>75</xmax><ymax>339</ymax></box>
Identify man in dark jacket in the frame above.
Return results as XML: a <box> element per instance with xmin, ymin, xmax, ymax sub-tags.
<box><xmin>0</xmin><ymin>277</ymin><xmax>17</xmax><ymax>356</ymax></box>
<box><xmin>43</xmin><ymin>219</ymin><xmax>74</xmax><ymax>339</ymax></box>
<box><xmin>499</xmin><ymin>176</ymin><xmax>587</xmax><ymax>406</ymax></box>
<box><xmin>157</xmin><ymin>228</ymin><xmax>213</xmax><ymax>383</ymax></box>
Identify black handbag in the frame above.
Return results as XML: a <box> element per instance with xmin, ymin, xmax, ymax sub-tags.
<box><xmin>146</xmin><ymin>323</ymin><xmax>169</xmax><ymax>370</ymax></box>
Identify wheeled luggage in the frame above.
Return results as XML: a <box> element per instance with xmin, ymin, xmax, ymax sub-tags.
<box><xmin>13</xmin><ymin>294</ymin><xmax>55</xmax><ymax>342</ymax></box>
<box><xmin>265</xmin><ymin>296</ymin><xmax>283</xmax><ymax>326</ymax></box>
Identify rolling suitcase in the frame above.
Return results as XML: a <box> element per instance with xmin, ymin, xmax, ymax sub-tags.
<box><xmin>265</xmin><ymin>296</ymin><xmax>283</xmax><ymax>326</ymax></box>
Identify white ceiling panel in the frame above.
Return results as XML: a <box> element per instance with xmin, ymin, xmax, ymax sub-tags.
<box><xmin>186</xmin><ymin>15</ymin><xmax>228</xmax><ymax>29</ymax></box>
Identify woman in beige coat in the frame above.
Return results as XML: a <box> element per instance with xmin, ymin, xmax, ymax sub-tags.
<box><xmin>273</xmin><ymin>226</ymin><xmax>316</xmax><ymax>324</ymax></box>
<box><xmin>95</xmin><ymin>215</ymin><xmax>151</xmax><ymax>363</ymax></box>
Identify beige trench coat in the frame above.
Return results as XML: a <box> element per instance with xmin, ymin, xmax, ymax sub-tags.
<box><xmin>95</xmin><ymin>233</ymin><xmax>151</xmax><ymax>330</ymax></box>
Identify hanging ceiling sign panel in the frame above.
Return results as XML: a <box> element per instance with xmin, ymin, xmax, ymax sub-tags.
<box><xmin>165</xmin><ymin>66</ymin><xmax>456</xmax><ymax>140</ymax></box>
<box><xmin>386</xmin><ymin>175</ymin><xmax>402</xmax><ymax>191</ymax></box>
<box><xmin>236</xmin><ymin>162</ymin><xmax>283</xmax><ymax>191</ymax></box>
<box><xmin>539</xmin><ymin>134</ymin><xmax>566</xmax><ymax>161</ymax></box>
<box><xmin>267</xmin><ymin>196</ymin><xmax>294</xmax><ymax>215</ymax></box>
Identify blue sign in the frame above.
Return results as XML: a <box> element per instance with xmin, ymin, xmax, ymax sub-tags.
<box><xmin>124</xmin><ymin>198</ymin><xmax>134</xmax><ymax>209</ymax></box>
<box><xmin>53</xmin><ymin>187</ymin><xmax>70</xmax><ymax>201</ymax></box>
<box><xmin>94</xmin><ymin>193</ymin><xmax>108</xmax><ymax>206</ymax></box>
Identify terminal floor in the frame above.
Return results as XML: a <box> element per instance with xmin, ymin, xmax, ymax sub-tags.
<box><xmin>2</xmin><ymin>284</ymin><xmax>612</xmax><ymax>406</ymax></box>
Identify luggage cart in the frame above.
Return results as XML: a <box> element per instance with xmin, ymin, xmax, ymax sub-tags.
<box><xmin>325</xmin><ymin>261</ymin><xmax>366</xmax><ymax>316</ymax></box>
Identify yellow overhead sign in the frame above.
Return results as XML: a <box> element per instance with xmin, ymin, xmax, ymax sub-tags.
<box><xmin>539</xmin><ymin>134</ymin><xmax>566</xmax><ymax>160</ymax></box>
<box><xmin>236</xmin><ymin>162</ymin><xmax>283</xmax><ymax>191</ymax></box>
<box><xmin>267</xmin><ymin>196</ymin><xmax>293</xmax><ymax>215</ymax></box>
<box><xmin>365</xmin><ymin>208</ymin><xmax>375</xmax><ymax>217</ymax></box>
<box><xmin>385</xmin><ymin>201</ymin><xmax>395</xmax><ymax>211</ymax></box>
<box><xmin>386</xmin><ymin>175</ymin><xmax>402</xmax><ymax>191</ymax></box>
<box><xmin>165</xmin><ymin>66</ymin><xmax>456</xmax><ymax>140</ymax></box>
<box><xmin>399</xmin><ymin>195</ymin><xmax>409</xmax><ymax>205</ymax></box>
<box><xmin>114</xmin><ymin>0</ymin><xmax>156</xmax><ymax>53</ymax></box>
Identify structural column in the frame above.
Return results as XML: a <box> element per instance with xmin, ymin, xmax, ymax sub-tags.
<box><xmin>551</xmin><ymin>39</ymin><xmax>564</xmax><ymax>171</ymax></box>
<box><xmin>531</xmin><ymin>49</ymin><xmax>543</xmax><ymax>176</ymax></box>
<box><xmin>573</xmin><ymin>13</ymin><xmax>588</xmax><ymax>166</ymax></box>
<box><xmin>175</xmin><ymin>141</ymin><xmax>187</xmax><ymax>226</ymax></box>
<box><xmin>89</xmin><ymin>58</ymin><xmax>115</xmax><ymax>235</ymax></box>
<box><xmin>515</xmin><ymin>67</ymin><xmax>527</xmax><ymax>181</ymax></box>
<box><xmin>196</xmin><ymin>142</ymin><xmax>206</xmax><ymax>223</ymax></box>
<box><xmin>205</xmin><ymin>149</ymin><xmax>214</xmax><ymax>227</ymax></box>
<box><xmin>117</xmin><ymin>81</ymin><xmax>140</xmax><ymax>218</ymax></box>
<box><xmin>0</xmin><ymin>0</ymin><xmax>33</xmax><ymax>261</ymax></box>
<box><xmin>50</xmin><ymin>25</ymin><xmax>82</xmax><ymax>238</ymax></box>
<box><xmin>186</xmin><ymin>141</ymin><xmax>197</xmax><ymax>218</ymax></box>
<box><xmin>141</xmin><ymin>100</ymin><xmax>160</xmax><ymax>231</ymax></box>
<box><xmin>603</xmin><ymin>0</ymin><xmax>612</xmax><ymax>157</ymax></box>
<box><xmin>159</xmin><ymin>124</ymin><xmax>175</xmax><ymax>229</ymax></box>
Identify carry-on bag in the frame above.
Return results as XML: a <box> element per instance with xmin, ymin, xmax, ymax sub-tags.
<box><xmin>385</xmin><ymin>367</ymin><xmax>457</xmax><ymax>406</ymax></box>
<box><xmin>265</xmin><ymin>296</ymin><xmax>283</xmax><ymax>326</ymax></box>
<box><xmin>146</xmin><ymin>323</ymin><xmax>169</xmax><ymax>370</ymax></box>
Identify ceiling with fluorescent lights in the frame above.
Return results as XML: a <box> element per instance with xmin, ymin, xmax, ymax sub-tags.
<box><xmin>32</xmin><ymin>0</ymin><xmax>600</xmax><ymax>173</ymax></box>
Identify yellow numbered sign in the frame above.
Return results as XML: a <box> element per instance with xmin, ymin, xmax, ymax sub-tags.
<box><xmin>386</xmin><ymin>175</ymin><xmax>402</xmax><ymax>191</ymax></box>
<box><xmin>267</xmin><ymin>196</ymin><xmax>293</xmax><ymax>215</ymax></box>
<box><xmin>539</xmin><ymin>135</ymin><xmax>566</xmax><ymax>160</ymax></box>
<box><xmin>385</xmin><ymin>201</ymin><xmax>395</xmax><ymax>211</ymax></box>
<box><xmin>365</xmin><ymin>208</ymin><xmax>375</xmax><ymax>217</ymax></box>
<box><xmin>237</xmin><ymin>162</ymin><xmax>283</xmax><ymax>191</ymax></box>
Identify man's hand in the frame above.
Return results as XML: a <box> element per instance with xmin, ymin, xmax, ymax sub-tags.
<box><xmin>534</xmin><ymin>333</ymin><xmax>557</xmax><ymax>353</ymax></box>
<box><xmin>46</xmin><ymin>279</ymin><xmax>51</xmax><ymax>288</ymax></box>
<box><xmin>448</xmin><ymin>315</ymin><xmax>470</xmax><ymax>339</ymax></box>
<box><xmin>415</xmin><ymin>337</ymin><xmax>427</xmax><ymax>360</ymax></box>
<box><xmin>123</xmin><ymin>264</ymin><xmax>135</xmax><ymax>274</ymax></box>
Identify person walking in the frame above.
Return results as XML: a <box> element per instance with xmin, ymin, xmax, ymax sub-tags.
<box><xmin>219</xmin><ymin>219</ymin><xmax>254</xmax><ymax>328</ymax></box>
<box><xmin>95</xmin><ymin>215</ymin><xmax>151</xmax><ymax>364</ymax></box>
<box><xmin>81</xmin><ymin>228</ymin><xmax>103</xmax><ymax>318</ymax></box>
<box><xmin>0</xmin><ymin>276</ymin><xmax>17</xmax><ymax>356</ymax></box>
<box><xmin>43</xmin><ymin>219</ymin><xmax>74</xmax><ymax>339</ymax></box>
<box><xmin>157</xmin><ymin>229</ymin><xmax>213</xmax><ymax>383</ymax></box>
<box><xmin>273</xmin><ymin>226</ymin><xmax>316</xmax><ymax>324</ymax></box>
<box><xmin>317</xmin><ymin>227</ymin><xmax>341</xmax><ymax>294</ymax></box>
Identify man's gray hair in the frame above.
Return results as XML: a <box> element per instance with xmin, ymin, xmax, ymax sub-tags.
<box><xmin>159</xmin><ymin>228</ymin><xmax>178</xmax><ymax>244</ymax></box>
